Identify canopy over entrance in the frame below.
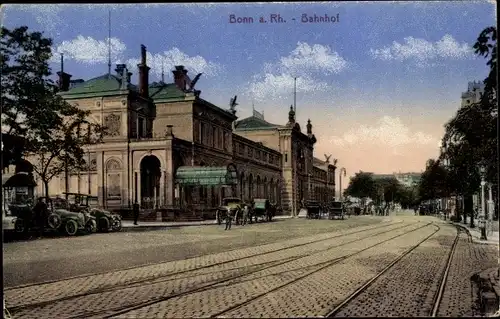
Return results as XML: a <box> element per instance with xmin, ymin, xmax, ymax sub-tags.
<box><xmin>175</xmin><ymin>164</ymin><xmax>237</xmax><ymax>186</ymax></box>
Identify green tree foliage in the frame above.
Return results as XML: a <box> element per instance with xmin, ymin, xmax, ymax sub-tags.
<box><xmin>1</xmin><ymin>26</ymin><xmax>104</xmax><ymax>197</ymax></box>
<box><xmin>344</xmin><ymin>172</ymin><xmax>377</xmax><ymax>200</ymax></box>
<box><xmin>441</xmin><ymin>26</ymin><xmax>497</xmax><ymax>194</ymax></box>
<box><xmin>418</xmin><ymin>159</ymin><xmax>450</xmax><ymax>201</ymax></box>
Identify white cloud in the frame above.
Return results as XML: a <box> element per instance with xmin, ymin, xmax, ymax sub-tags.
<box><xmin>249</xmin><ymin>73</ymin><xmax>328</xmax><ymax>101</ymax></box>
<box><xmin>329</xmin><ymin>116</ymin><xmax>439</xmax><ymax>154</ymax></box>
<box><xmin>370</xmin><ymin>34</ymin><xmax>473</xmax><ymax>65</ymax></box>
<box><xmin>247</xmin><ymin>42</ymin><xmax>348</xmax><ymax>101</ymax></box>
<box><xmin>126</xmin><ymin>48</ymin><xmax>222</xmax><ymax>79</ymax></box>
<box><xmin>51</xmin><ymin>36</ymin><xmax>127</xmax><ymax>65</ymax></box>
<box><xmin>279</xmin><ymin>42</ymin><xmax>348</xmax><ymax>75</ymax></box>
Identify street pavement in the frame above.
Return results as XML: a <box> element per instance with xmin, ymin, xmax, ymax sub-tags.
<box><xmin>3</xmin><ymin>214</ymin><xmax>498</xmax><ymax>318</ymax></box>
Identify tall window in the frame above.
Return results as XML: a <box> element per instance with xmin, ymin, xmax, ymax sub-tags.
<box><xmin>200</xmin><ymin>122</ymin><xmax>206</xmax><ymax>144</ymax></box>
<box><xmin>212</xmin><ymin>126</ymin><xmax>217</xmax><ymax>147</ymax></box>
<box><xmin>138</xmin><ymin>117</ymin><xmax>145</xmax><ymax>138</ymax></box>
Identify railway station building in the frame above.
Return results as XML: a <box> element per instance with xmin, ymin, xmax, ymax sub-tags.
<box><xmin>24</xmin><ymin>45</ymin><xmax>336</xmax><ymax>216</ymax></box>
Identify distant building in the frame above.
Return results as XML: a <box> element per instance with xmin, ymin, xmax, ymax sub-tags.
<box><xmin>371</xmin><ymin>172</ymin><xmax>421</xmax><ymax>188</ymax></box>
<box><xmin>461</xmin><ymin>81</ymin><xmax>484</xmax><ymax>107</ymax></box>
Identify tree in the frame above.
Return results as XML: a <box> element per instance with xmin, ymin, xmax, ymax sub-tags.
<box><xmin>441</xmin><ymin>26</ymin><xmax>497</xmax><ymax>188</ymax></box>
<box><xmin>344</xmin><ymin>172</ymin><xmax>377</xmax><ymax>200</ymax></box>
<box><xmin>1</xmin><ymin>26</ymin><xmax>104</xmax><ymax>197</ymax></box>
<box><xmin>418</xmin><ymin>159</ymin><xmax>450</xmax><ymax>202</ymax></box>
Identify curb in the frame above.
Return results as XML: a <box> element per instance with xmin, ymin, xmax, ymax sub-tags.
<box><xmin>121</xmin><ymin>216</ymin><xmax>294</xmax><ymax>231</ymax></box>
<box><xmin>449</xmin><ymin>221</ymin><xmax>499</xmax><ymax>246</ymax></box>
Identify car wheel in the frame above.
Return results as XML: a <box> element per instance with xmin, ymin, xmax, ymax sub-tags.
<box><xmin>85</xmin><ymin>220</ymin><xmax>97</xmax><ymax>233</ymax></box>
<box><xmin>112</xmin><ymin>219</ymin><xmax>122</xmax><ymax>231</ymax></box>
<box><xmin>64</xmin><ymin>220</ymin><xmax>78</xmax><ymax>236</ymax></box>
<box><xmin>99</xmin><ymin>217</ymin><xmax>110</xmax><ymax>232</ymax></box>
<box><xmin>15</xmin><ymin>219</ymin><xmax>26</xmax><ymax>233</ymax></box>
<box><xmin>48</xmin><ymin>213</ymin><xmax>62</xmax><ymax>229</ymax></box>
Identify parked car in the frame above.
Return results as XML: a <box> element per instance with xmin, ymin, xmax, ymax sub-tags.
<box><xmin>9</xmin><ymin>198</ymin><xmax>96</xmax><ymax>236</ymax></box>
<box><xmin>2</xmin><ymin>207</ymin><xmax>17</xmax><ymax>233</ymax></box>
<box><xmin>88</xmin><ymin>208</ymin><xmax>122</xmax><ymax>232</ymax></box>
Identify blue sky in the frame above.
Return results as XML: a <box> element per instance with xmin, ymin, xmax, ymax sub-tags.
<box><xmin>2</xmin><ymin>2</ymin><xmax>496</xmax><ymax>178</ymax></box>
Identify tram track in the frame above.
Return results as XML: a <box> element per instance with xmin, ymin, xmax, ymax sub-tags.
<box><xmin>74</xmin><ymin>222</ymin><xmax>434</xmax><ymax>319</ymax></box>
<box><xmin>7</xmin><ymin>221</ymin><xmax>415</xmax><ymax>315</ymax></box>
<box><xmin>5</xmin><ymin>221</ymin><xmax>402</xmax><ymax>292</ymax></box>
<box><xmin>324</xmin><ymin>224</ymin><xmax>461</xmax><ymax>318</ymax></box>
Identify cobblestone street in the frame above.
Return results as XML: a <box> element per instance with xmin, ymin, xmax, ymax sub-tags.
<box><xmin>4</xmin><ymin>215</ymin><xmax>498</xmax><ymax>318</ymax></box>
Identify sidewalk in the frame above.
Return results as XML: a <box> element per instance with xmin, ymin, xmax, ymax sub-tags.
<box><xmin>122</xmin><ymin>215</ymin><xmax>293</xmax><ymax>230</ymax></box>
<box><xmin>450</xmin><ymin>221</ymin><xmax>499</xmax><ymax>246</ymax></box>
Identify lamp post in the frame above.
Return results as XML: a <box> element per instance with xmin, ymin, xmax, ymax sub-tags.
<box><xmin>339</xmin><ymin>167</ymin><xmax>346</xmax><ymax>201</ymax></box>
<box><xmin>487</xmin><ymin>183</ymin><xmax>494</xmax><ymax>236</ymax></box>
<box><xmin>478</xmin><ymin>164</ymin><xmax>487</xmax><ymax>240</ymax></box>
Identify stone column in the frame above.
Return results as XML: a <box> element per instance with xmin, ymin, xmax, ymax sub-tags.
<box><xmin>136</xmin><ymin>170</ymin><xmax>141</xmax><ymax>206</ymax></box>
<box><xmin>160</xmin><ymin>170</ymin><xmax>165</xmax><ymax>208</ymax></box>
<box><xmin>97</xmin><ymin>152</ymin><xmax>104</xmax><ymax>207</ymax></box>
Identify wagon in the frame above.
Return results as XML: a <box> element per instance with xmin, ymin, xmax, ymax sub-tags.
<box><xmin>305</xmin><ymin>200</ymin><xmax>322</xmax><ymax>219</ymax></box>
<box><xmin>216</xmin><ymin>197</ymin><xmax>243</xmax><ymax>225</ymax></box>
<box><xmin>327</xmin><ymin>201</ymin><xmax>345</xmax><ymax>220</ymax></box>
<box><xmin>250</xmin><ymin>198</ymin><xmax>273</xmax><ymax>223</ymax></box>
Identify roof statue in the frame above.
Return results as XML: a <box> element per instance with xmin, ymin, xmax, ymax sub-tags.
<box><xmin>229</xmin><ymin>95</ymin><xmax>238</xmax><ymax>115</ymax></box>
<box><xmin>188</xmin><ymin>73</ymin><xmax>203</xmax><ymax>91</ymax></box>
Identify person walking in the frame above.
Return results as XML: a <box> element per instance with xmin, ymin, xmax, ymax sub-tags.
<box><xmin>133</xmin><ymin>201</ymin><xmax>140</xmax><ymax>225</ymax></box>
<box><xmin>241</xmin><ymin>204</ymin><xmax>248</xmax><ymax>226</ymax></box>
<box><xmin>33</xmin><ymin>197</ymin><xmax>48</xmax><ymax>239</ymax></box>
<box><xmin>225</xmin><ymin>208</ymin><xmax>233</xmax><ymax>230</ymax></box>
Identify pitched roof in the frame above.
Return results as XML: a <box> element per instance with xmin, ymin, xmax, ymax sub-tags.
<box><xmin>149</xmin><ymin>82</ymin><xmax>187</xmax><ymax>101</ymax></box>
<box><xmin>234</xmin><ymin>116</ymin><xmax>284</xmax><ymax>131</ymax></box>
<box><xmin>59</xmin><ymin>74</ymin><xmax>138</xmax><ymax>98</ymax></box>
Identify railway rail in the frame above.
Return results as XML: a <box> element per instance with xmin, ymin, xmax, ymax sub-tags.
<box><xmin>80</xmin><ymin>222</ymin><xmax>433</xmax><ymax>319</ymax></box>
<box><xmin>324</xmin><ymin>224</ymin><xmax>461</xmax><ymax>318</ymax></box>
<box><xmin>6</xmin><ymin>221</ymin><xmax>417</xmax><ymax>317</ymax></box>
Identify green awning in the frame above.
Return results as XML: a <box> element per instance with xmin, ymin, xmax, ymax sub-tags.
<box><xmin>175</xmin><ymin>165</ymin><xmax>238</xmax><ymax>186</ymax></box>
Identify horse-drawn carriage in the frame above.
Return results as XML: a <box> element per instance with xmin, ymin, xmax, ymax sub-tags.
<box><xmin>216</xmin><ymin>197</ymin><xmax>244</xmax><ymax>225</ymax></box>
<box><xmin>249</xmin><ymin>198</ymin><xmax>275</xmax><ymax>223</ymax></box>
<box><xmin>327</xmin><ymin>201</ymin><xmax>346</xmax><ymax>220</ymax></box>
<box><xmin>304</xmin><ymin>200</ymin><xmax>322</xmax><ymax>219</ymax></box>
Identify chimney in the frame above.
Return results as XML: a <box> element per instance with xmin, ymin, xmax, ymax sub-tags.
<box><xmin>172</xmin><ymin>65</ymin><xmax>188</xmax><ymax>91</ymax></box>
<box><xmin>137</xmin><ymin>44</ymin><xmax>150</xmax><ymax>98</ymax></box>
<box><xmin>57</xmin><ymin>71</ymin><xmax>72</xmax><ymax>91</ymax></box>
<box><xmin>115</xmin><ymin>64</ymin><xmax>126</xmax><ymax>77</ymax></box>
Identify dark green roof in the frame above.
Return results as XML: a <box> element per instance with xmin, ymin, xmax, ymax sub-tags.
<box><xmin>59</xmin><ymin>74</ymin><xmax>137</xmax><ymax>98</ymax></box>
<box><xmin>234</xmin><ymin>116</ymin><xmax>284</xmax><ymax>131</ymax></box>
<box><xmin>149</xmin><ymin>82</ymin><xmax>187</xmax><ymax>102</ymax></box>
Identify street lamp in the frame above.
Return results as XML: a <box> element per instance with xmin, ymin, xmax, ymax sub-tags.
<box><xmin>339</xmin><ymin>167</ymin><xmax>347</xmax><ymax>201</ymax></box>
<box><xmin>478</xmin><ymin>163</ymin><xmax>487</xmax><ymax>240</ymax></box>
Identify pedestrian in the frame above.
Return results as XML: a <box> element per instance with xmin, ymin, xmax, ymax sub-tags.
<box><xmin>133</xmin><ymin>201</ymin><xmax>140</xmax><ymax>225</ymax></box>
<box><xmin>225</xmin><ymin>209</ymin><xmax>233</xmax><ymax>230</ymax></box>
<box><xmin>242</xmin><ymin>204</ymin><xmax>249</xmax><ymax>226</ymax></box>
<box><xmin>33</xmin><ymin>197</ymin><xmax>48</xmax><ymax>239</ymax></box>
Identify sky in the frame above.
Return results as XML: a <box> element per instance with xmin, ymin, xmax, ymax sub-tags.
<box><xmin>1</xmin><ymin>2</ymin><xmax>497</xmax><ymax>188</ymax></box>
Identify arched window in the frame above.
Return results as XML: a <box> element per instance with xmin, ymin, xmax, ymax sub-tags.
<box><xmin>248</xmin><ymin>174</ymin><xmax>253</xmax><ymax>200</ymax></box>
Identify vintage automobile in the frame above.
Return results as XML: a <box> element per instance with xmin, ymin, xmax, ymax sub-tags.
<box><xmin>60</xmin><ymin>193</ymin><xmax>121</xmax><ymax>232</ymax></box>
<box><xmin>327</xmin><ymin>201</ymin><xmax>345</xmax><ymax>220</ymax></box>
<box><xmin>9</xmin><ymin>198</ymin><xmax>96</xmax><ymax>236</ymax></box>
<box><xmin>249</xmin><ymin>198</ymin><xmax>273</xmax><ymax>223</ymax></box>
<box><xmin>216</xmin><ymin>197</ymin><xmax>243</xmax><ymax>225</ymax></box>
<box><xmin>304</xmin><ymin>200</ymin><xmax>322</xmax><ymax>219</ymax></box>
<box><xmin>2</xmin><ymin>206</ymin><xmax>17</xmax><ymax>233</ymax></box>
<box><xmin>89</xmin><ymin>208</ymin><xmax>122</xmax><ymax>232</ymax></box>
